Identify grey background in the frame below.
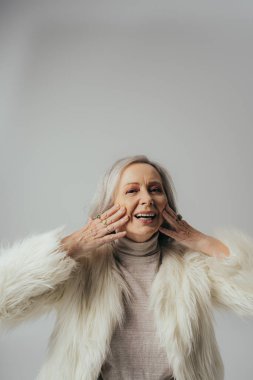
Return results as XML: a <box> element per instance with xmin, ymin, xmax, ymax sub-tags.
<box><xmin>1</xmin><ymin>0</ymin><xmax>253</xmax><ymax>379</ymax></box>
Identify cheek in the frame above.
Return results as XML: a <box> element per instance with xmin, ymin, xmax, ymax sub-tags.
<box><xmin>126</xmin><ymin>206</ymin><xmax>135</xmax><ymax>219</ymax></box>
<box><xmin>114</xmin><ymin>200</ymin><xmax>134</xmax><ymax>219</ymax></box>
<box><xmin>158</xmin><ymin>197</ymin><xmax>168</xmax><ymax>209</ymax></box>
<box><xmin>123</xmin><ymin>199</ymin><xmax>137</xmax><ymax>213</ymax></box>
<box><xmin>158</xmin><ymin>198</ymin><xmax>168</xmax><ymax>220</ymax></box>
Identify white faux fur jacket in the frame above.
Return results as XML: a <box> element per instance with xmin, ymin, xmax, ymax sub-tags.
<box><xmin>1</xmin><ymin>225</ymin><xmax>253</xmax><ymax>380</ymax></box>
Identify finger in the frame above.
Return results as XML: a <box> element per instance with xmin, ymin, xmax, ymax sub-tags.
<box><xmin>159</xmin><ymin>226</ymin><xmax>177</xmax><ymax>239</ymax></box>
<box><xmin>99</xmin><ymin>214</ymin><xmax>129</xmax><ymax>237</ymax></box>
<box><xmin>84</xmin><ymin>225</ymin><xmax>99</xmax><ymax>239</ymax></box>
<box><xmin>93</xmin><ymin>209</ymin><xmax>127</xmax><ymax>235</ymax></box>
<box><xmin>164</xmin><ymin>204</ymin><xmax>178</xmax><ymax>219</ymax></box>
<box><xmin>112</xmin><ymin>214</ymin><xmax>129</xmax><ymax>229</ymax></box>
<box><xmin>162</xmin><ymin>210</ymin><xmax>178</xmax><ymax>228</ymax></box>
<box><xmin>93</xmin><ymin>205</ymin><xmax>126</xmax><ymax>226</ymax></box>
<box><xmin>98</xmin><ymin>230</ymin><xmax>127</xmax><ymax>244</ymax></box>
<box><xmin>81</xmin><ymin>211</ymin><xmax>127</xmax><ymax>240</ymax></box>
<box><xmin>91</xmin><ymin>204</ymin><xmax>119</xmax><ymax>224</ymax></box>
<box><xmin>103</xmin><ymin>206</ymin><xmax>127</xmax><ymax>223</ymax></box>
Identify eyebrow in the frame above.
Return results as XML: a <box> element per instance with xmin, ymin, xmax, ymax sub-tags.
<box><xmin>124</xmin><ymin>181</ymin><xmax>163</xmax><ymax>187</ymax></box>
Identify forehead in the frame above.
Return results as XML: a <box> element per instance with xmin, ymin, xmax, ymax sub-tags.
<box><xmin>118</xmin><ymin>163</ymin><xmax>162</xmax><ymax>185</ymax></box>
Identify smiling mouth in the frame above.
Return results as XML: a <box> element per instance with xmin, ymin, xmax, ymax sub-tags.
<box><xmin>134</xmin><ymin>214</ymin><xmax>157</xmax><ymax>221</ymax></box>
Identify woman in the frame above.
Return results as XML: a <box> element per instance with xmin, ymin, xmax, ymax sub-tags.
<box><xmin>1</xmin><ymin>155</ymin><xmax>253</xmax><ymax>380</ymax></box>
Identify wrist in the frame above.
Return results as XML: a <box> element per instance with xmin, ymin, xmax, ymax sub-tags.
<box><xmin>198</xmin><ymin>235</ymin><xmax>230</xmax><ymax>258</ymax></box>
<box><xmin>60</xmin><ymin>235</ymin><xmax>79</xmax><ymax>260</ymax></box>
<box><xmin>195</xmin><ymin>233</ymin><xmax>212</xmax><ymax>255</ymax></box>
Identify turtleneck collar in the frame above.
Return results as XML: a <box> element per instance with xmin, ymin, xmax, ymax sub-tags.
<box><xmin>112</xmin><ymin>231</ymin><xmax>160</xmax><ymax>264</ymax></box>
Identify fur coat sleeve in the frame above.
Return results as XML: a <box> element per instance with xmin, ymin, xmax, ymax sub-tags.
<box><xmin>206</xmin><ymin>227</ymin><xmax>253</xmax><ymax>316</ymax></box>
<box><xmin>0</xmin><ymin>226</ymin><xmax>78</xmax><ymax>329</ymax></box>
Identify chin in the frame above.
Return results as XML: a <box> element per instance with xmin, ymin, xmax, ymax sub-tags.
<box><xmin>126</xmin><ymin>229</ymin><xmax>157</xmax><ymax>242</ymax></box>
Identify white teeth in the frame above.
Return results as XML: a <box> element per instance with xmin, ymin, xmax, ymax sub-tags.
<box><xmin>135</xmin><ymin>213</ymin><xmax>156</xmax><ymax>217</ymax></box>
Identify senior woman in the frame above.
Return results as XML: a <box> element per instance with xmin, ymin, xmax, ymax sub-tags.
<box><xmin>0</xmin><ymin>155</ymin><xmax>253</xmax><ymax>380</ymax></box>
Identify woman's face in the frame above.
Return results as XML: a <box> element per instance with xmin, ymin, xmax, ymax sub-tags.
<box><xmin>113</xmin><ymin>163</ymin><xmax>168</xmax><ymax>242</ymax></box>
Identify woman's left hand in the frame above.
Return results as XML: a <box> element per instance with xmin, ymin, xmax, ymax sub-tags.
<box><xmin>159</xmin><ymin>204</ymin><xmax>230</xmax><ymax>258</ymax></box>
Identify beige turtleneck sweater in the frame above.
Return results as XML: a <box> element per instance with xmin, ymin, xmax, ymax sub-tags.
<box><xmin>99</xmin><ymin>232</ymin><xmax>175</xmax><ymax>380</ymax></box>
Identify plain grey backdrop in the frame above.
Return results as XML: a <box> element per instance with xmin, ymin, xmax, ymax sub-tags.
<box><xmin>1</xmin><ymin>0</ymin><xmax>253</xmax><ymax>379</ymax></box>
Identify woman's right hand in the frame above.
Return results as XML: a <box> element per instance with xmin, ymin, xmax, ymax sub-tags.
<box><xmin>60</xmin><ymin>204</ymin><xmax>129</xmax><ymax>261</ymax></box>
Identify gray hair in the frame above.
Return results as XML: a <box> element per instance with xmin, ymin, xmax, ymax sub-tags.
<box><xmin>87</xmin><ymin>155</ymin><xmax>179</xmax><ymax>247</ymax></box>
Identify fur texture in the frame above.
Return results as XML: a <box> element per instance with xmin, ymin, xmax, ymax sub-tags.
<box><xmin>1</xmin><ymin>226</ymin><xmax>253</xmax><ymax>380</ymax></box>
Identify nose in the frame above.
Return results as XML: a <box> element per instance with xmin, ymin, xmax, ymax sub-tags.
<box><xmin>140</xmin><ymin>189</ymin><xmax>155</xmax><ymax>205</ymax></box>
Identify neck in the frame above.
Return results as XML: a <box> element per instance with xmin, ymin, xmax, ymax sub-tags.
<box><xmin>112</xmin><ymin>231</ymin><xmax>160</xmax><ymax>257</ymax></box>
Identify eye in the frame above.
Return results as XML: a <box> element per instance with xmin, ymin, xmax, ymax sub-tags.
<box><xmin>150</xmin><ymin>187</ymin><xmax>162</xmax><ymax>192</ymax></box>
<box><xmin>126</xmin><ymin>189</ymin><xmax>138</xmax><ymax>194</ymax></box>
<box><xmin>126</xmin><ymin>187</ymin><xmax>162</xmax><ymax>194</ymax></box>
